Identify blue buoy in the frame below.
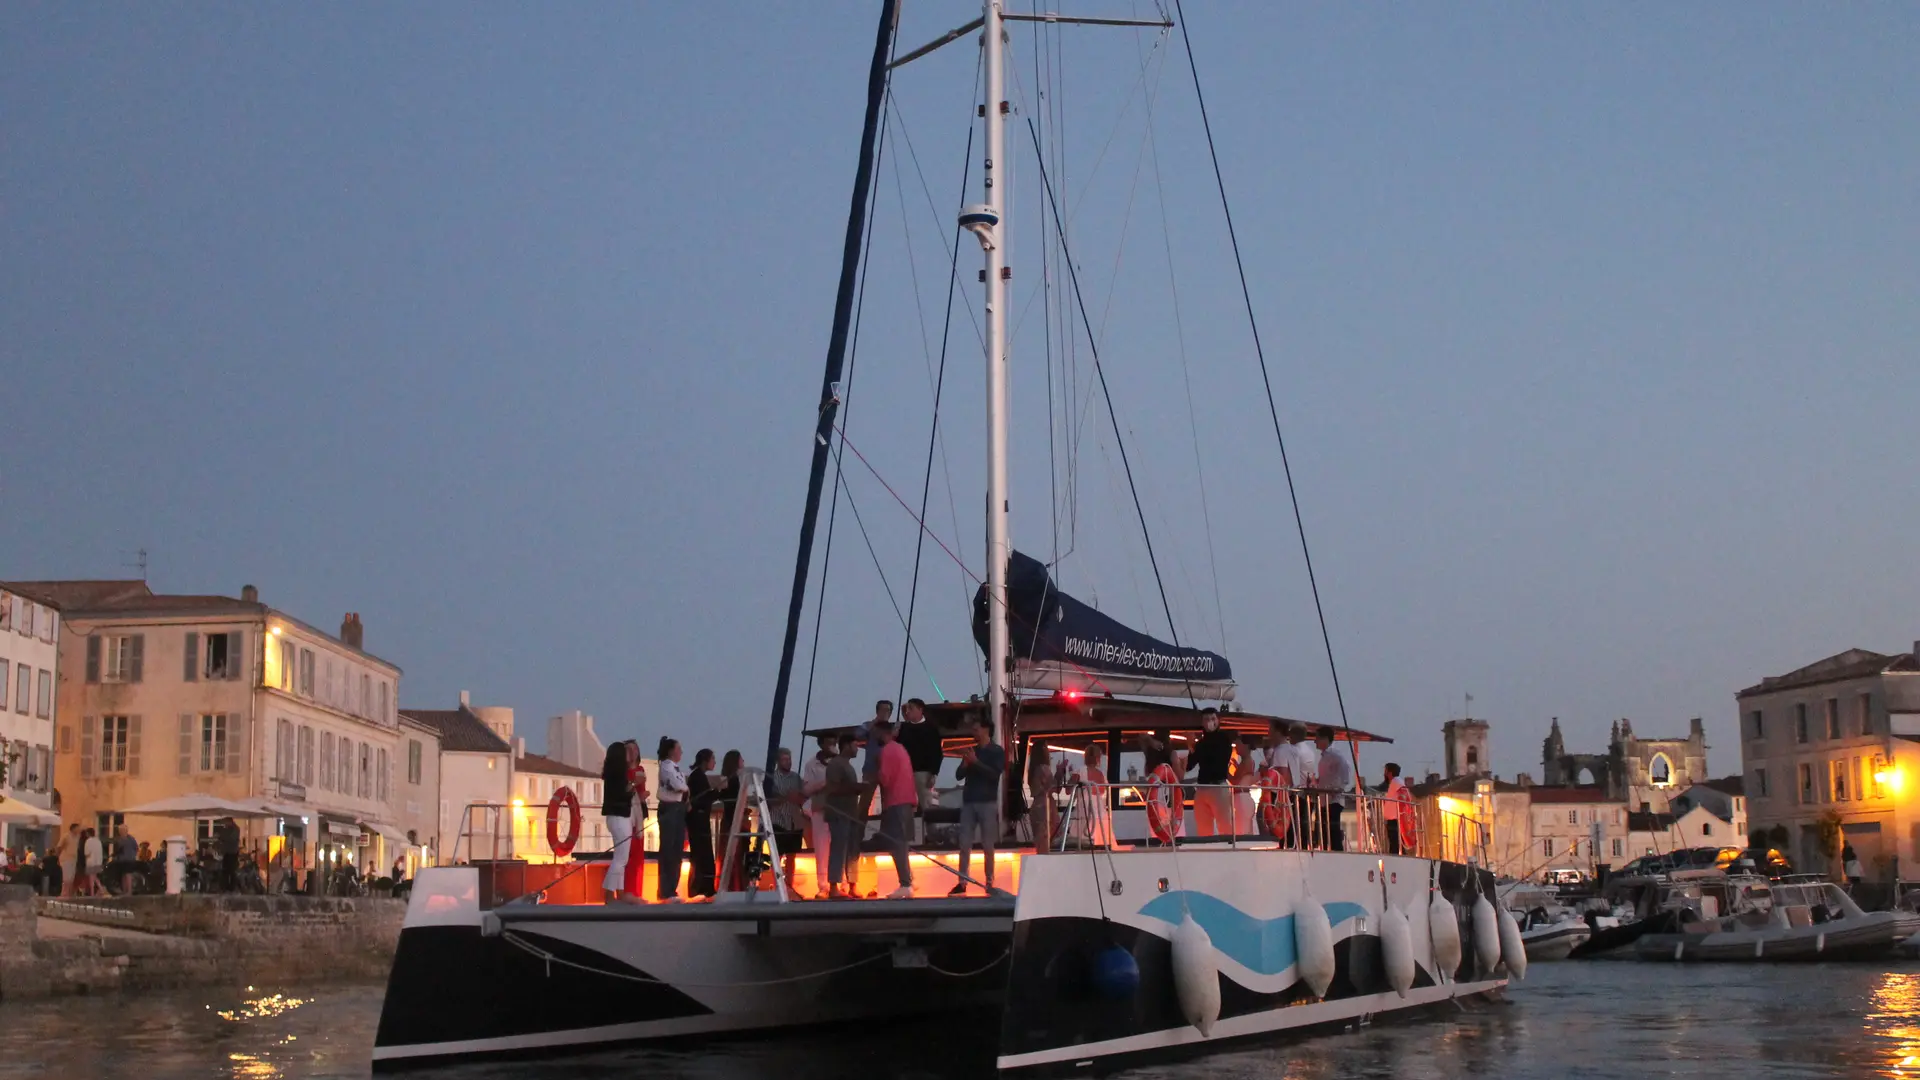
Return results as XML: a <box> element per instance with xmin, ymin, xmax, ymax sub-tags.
<box><xmin>1091</xmin><ymin>944</ymin><xmax>1141</xmax><ymax>1001</ymax></box>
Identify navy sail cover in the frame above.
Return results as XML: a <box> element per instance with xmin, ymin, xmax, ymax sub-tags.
<box><xmin>972</xmin><ymin>552</ymin><xmax>1234</xmax><ymax>697</ymax></box>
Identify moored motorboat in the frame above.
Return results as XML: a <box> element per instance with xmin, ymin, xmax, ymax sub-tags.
<box><xmin>1635</xmin><ymin>878</ymin><xmax>1918</xmax><ymax>962</ymax></box>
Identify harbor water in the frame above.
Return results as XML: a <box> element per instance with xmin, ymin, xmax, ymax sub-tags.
<box><xmin>5</xmin><ymin>961</ymin><xmax>1920</xmax><ymax>1078</ymax></box>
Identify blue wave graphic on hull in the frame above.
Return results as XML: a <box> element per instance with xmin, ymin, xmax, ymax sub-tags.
<box><xmin>1138</xmin><ymin>891</ymin><xmax>1367</xmax><ymax>976</ymax></box>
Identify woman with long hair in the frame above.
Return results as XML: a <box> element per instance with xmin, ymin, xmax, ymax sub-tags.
<box><xmin>623</xmin><ymin>740</ymin><xmax>649</xmax><ymax>897</ymax></box>
<box><xmin>599</xmin><ymin>741</ymin><xmax>636</xmax><ymax>904</ymax></box>
<box><xmin>715</xmin><ymin>749</ymin><xmax>744</xmax><ymax>890</ymax></box>
<box><xmin>654</xmin><ymin>738</ymin><xmax>689</xmax><ymax>902</ymax></box>
<box><xmin>685</xmin><ymin>749</ymin><xmax>718</xmax><ymax>898</ymax></box>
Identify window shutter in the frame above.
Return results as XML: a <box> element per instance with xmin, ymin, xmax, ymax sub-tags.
<box><xmin>229</xmin><ymin>631</ymin><xmax>245</xmax><ymax>682</ymax></box>
<box><xmin>178</xmin><ymin>714</ymin><xmax>194</xmax><ymax>775</ymax></box>
<box><xmin>86</xmin><ymin>636</ymin><xmax>100</xmax><ymax>683</ymax></box>
<box><xmin>129</xmin><ymin>634</ymin><xmax>145</xmax><ymax>683</ymax></box>
<box><xmin>59</xmin><ymin>725</ymin><xmax>73</xmax><ymax>754</ymax></box>
<box><xmin>183</xmin><ymin>632</ymin><xmax>199</xmax><ymax>682</ymax></box>
<box><xmin>227</xmin><ymin>714</ymin><xmax>244</xmax><ymax>774</ymax></box>
<box><xmin>80</xmin><ymin>716</ymin><xmax>95</xmax><ymax>778</ymax></box>
<box><xmin>128</xmin><ymin>716</ymin><xmax>143</xmax><ymax>777</ymax></box>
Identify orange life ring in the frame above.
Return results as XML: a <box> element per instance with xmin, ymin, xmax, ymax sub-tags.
<box><xmin>546</xmin><ymin>785</ymin><xmax>582</xmax><ymax>858</ymax></box>
<box><xmin>1144</xmin><ymin>763</ymin><xmax>1184</xmax><ymax>843</ymax></box>
<box><xmin>1256</xmin><ymin>767</ymin><xmax>1291</xmax><ymax>839</ymax></box>
<box><xmin>1395</xmin><ymin>786</ymin><xmax>1418</xmax><ymax>851</ymax></box>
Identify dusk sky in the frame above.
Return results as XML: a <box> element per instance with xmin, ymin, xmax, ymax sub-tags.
<box><xmin>5</xmin><ymin>4</ymin><xmax>1915</xmax><ymax>780</ymax></box>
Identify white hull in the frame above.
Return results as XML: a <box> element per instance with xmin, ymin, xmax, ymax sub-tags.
<box><xmin>374</xmin><ymin>850</ymin><xmax>1505</xmax><ymax>1073</ymax></box>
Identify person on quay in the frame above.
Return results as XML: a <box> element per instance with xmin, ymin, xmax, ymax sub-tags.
<box><xmin>54</xmin><ymin>823</ymin><xmax>77</xmax><ymax>898</ymax></box>
<box><xmin>1313</xmin><ymin>726</ymin><xmax>1354</xmax><ymax>851</ymax></box>
<box><xmin>766</xmin><ymin>747</ymin><xmax>807</xmax><ymax>897</ymax></box>
<box><xmin>714</xmin><ymin>750</ymin><xmax>745</xmax><ymax>891</ymax></box>
<box><xmin>1186</xmin><ymin>708</ymin><xmax>1235</xmax><ymax>838</ymax></box>
<box><xmin>801</xmin><ymin>734</ymin><xmax>836</xmax><ymax>899</ymax></box>
<box><xmin>109</xmin><ymin>826</ymin><xmax>139</xmax><ymax>896</ymax></box>
<box><xmin>872</xmin><ymin>720</ymin><xmax>917</xmax><ymax>900</ymax></box>
<box><xmin>896</xmin><ymin>698</ymin><xmax>944</xmax><ymax>821</ymax></box>
<box><xmin>623</xmin><ymin>739</ymin><xmax>649</xmax><ymax>897</ymax></box>
<box><xmin>685</xmin><ymin>749</ymin><xmax>719</xmax><ymax>898</ymax></box>
<box><xmin>599</xmin><ymin>741</ymin><xmax>637</xmax><ymax>904</ymax></box>
<box><xmin>823</xmin><ymin>732</ymin><xmax>864</xmax><ymax>898</ymax></box>
<box><xmin>1379</xmin><ymin>762</ymin><xmax>1409</xmax><ymax>855</ymax></box>
<box><xmin>654</xmin><ymin>737</ymin><xmax>690</xmax><ymax>902</ymax></box>
<box><xmin>79</xmin><ymin>828</ymin><xmax>103</xmax><ymax>896</ymax></box>
<box><xmin>952</xmin><ymin>716</ymin><xmax>1006</xmax><ymax>895</ymax></box>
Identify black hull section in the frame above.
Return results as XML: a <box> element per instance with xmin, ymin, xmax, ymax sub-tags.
<box><xmin>373</xmin><ymin>925</ymin><xmax>713</xmax><ymax>1064</ymax></box>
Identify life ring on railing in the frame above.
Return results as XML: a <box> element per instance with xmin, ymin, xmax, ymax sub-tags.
<box><xmin>1394</xmin><ymin>787</ymin><xmax>1418</xmax><ymax>851</ymax></box>
<box><xmin>1144</xmin><ymin>763</ymin><xmax>1184</xmax><ymax>843</ymax></box>
<box><xmin>546</xmin><ymin>785</ymin><xmax>582</xmax><ymax>858</ymax></box>
<box><xmin>1256</xmin><ymin>767</ymin><xmax>1291</xmax><ymax>839</ymax></box>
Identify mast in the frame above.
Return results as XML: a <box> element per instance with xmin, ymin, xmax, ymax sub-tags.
<box><xmin>970</xmin><ymin>1</ymin><xmax>1013</xmax><ymax>762</ymax></box>
<box><xmin>764</xmin><ymin>0</ymin><xmax>899</xmax><ymax>772</ymax></box>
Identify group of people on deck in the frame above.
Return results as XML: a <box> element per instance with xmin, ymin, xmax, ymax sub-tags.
<box><xmin>593</xmin><ymin>698</ymin><xmax>1009</xmax><ymax>904</ymax></box>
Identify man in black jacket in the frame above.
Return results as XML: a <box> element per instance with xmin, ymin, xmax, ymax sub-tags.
<box><xmin>895</xmin><ymin>698</ymin><xmax>945</xmax><ymax>817</ymax></box>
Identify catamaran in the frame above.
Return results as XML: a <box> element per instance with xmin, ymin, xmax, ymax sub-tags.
<box><xmin>373</xmin><ymin>2</ymin><xmax>1512</xmax><ymax>1073</ymax></box>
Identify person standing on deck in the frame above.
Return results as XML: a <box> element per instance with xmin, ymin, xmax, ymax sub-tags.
<box><xmin>685</xmin><ymin>749</ymin><xmax>719</xmax><ymax>898</ymax></box>
<box><xmin>823</xmin><ymin>732</ymin><xmax>864</xmax><ymax>898</ymax></box>
<box><xmin>1230</xmin><ymin>737</ymin><xmax>1259</xmax><ymax>836</ymax></box>
<box><xmin>1379</xmin><ymin>763</ymin><xmax>1408</xmax><ymax>855</ymax></box>
<box><xmin>599</xmin><ymin>741</ymin><xmax>636</xmax><ymax>904</ymax></box>
<box><xmin>801</xmin><ymin>735</ymin><xmax>836</xmax><ymax>899</ymax></box>
<box><xmin>1285</xmin><ymin>723</ymin><xmax>1319</xmax><ymax>848</ymax></box>
<box><xmin>1027</xmin><ymin>747</ymin><xmax>1057</xmax><ymax>854</ymax></box>
<box><xmin>1186</xmin><ymin>708</ymin><xmax>1235</xmax><ymax>837</ymax></box>
<box><xmin>1313</xmin><ymin>726</ymin><xmax>1354</xmax><ymax>851</ymax></box>
<box><xmin>952</xmin><ymin>717</ymin><xmax>1006</xmax><ymax>895</ymax></box>
<box><xmin>872</xmin><ymin>721</ymin><xmax>917</xmax><ymax>900</ymax></box>
<box><xmin>766</xmin><ymin>748</ymin><xmax>807</xmax><ymax>897</ymax></box>
<box><xmin>1082</xmin><ymin>743</ymin><xmax>1114</xmax><ymax>850</ymax></box>
<box><xmin>714</xmin><ymin>750</ymin><xmax>745</xmax><ymax>891</ymax></box>
<box><xmin>654</xmin><ymin>738</ymin><xmax>690</xmax><ymax>902</ymax></box>
<box><xmin>857</xmin><ymin>700</ymin><xmax>894</xmax><ymax>825</ymax></box>
<box><xmin>896</xmin><ymin>698</ymin><xmax>944</xmax><ymax>816</ymax></box>
<box><xmin>623</xmin><ymin>740</ymin><xmax>649</xmax><ymax>897</ymax></box>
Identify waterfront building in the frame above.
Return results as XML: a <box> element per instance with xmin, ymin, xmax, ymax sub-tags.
<box><xmin>544</xmin><ymin>709</ymin><xmax>605</xmax><ymax>773</ymax></box>
<box><xmin>1669</xmin><ymin>777</ymin><xmax>1748</xmax><ymax>841</ymax></box>
<box><xmin>1738</xmin><ymin>644</ymin><xmax>1920</xmax><ymax>879</ymax></box>
<box><xmin>1409</xmin><ymin>773</ymin><xmax>1532</xmax><ymax>871</ymax></box>
<box><xmin>15</xmin><ymin>580</ymin><xmax>413</xmax><ymax>880</ymax></box>
<box><xmin>0</xmin><ymin>586</ymin><xmax>62</xmax><ymax>852</ymax></box>
<box><xmin>393</xmin><ymin>714</ymin><xmax>443</xmax><ymax>874</ymax></box>
<box><xmin>1540</xmin><ymin>716</ymin><xmax>1709</xmax><ymax>813</ymax></box>
<box><xmin>399</xmin><ymin>693</ymin><xmax>512</xmax><ymax>860</ymax></box>
<box><xmin>1528</xmin><ymin>786</ymin><xmax>1629</xmax><ymax>874</ymax></box>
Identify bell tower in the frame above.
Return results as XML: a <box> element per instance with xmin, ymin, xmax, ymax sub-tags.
<box><xmin>1443</xmin><ymin>717</ymin><xmax>1491</xmax><ymax>779</ymax></box>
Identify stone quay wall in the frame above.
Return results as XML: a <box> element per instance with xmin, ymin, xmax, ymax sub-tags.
<box><xmin>0</xmin><ymin>886</ymin><xmax>404</xmax><ymax>1000</ymax></box>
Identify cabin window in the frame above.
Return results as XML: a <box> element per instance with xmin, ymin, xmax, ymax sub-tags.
<box><xmin>1826</xmin><ymin>699</ymin><xmax>1842</xmax><ymax>740</ymax></box>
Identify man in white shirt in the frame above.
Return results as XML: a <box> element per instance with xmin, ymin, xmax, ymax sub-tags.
<box><xmin>1284</xmin><ymin>722</ymin><xmax>1318</xmax><ymax>848</ymax></box>
<box><xmin>800</xmin><ymin>734</ymin><xmax>835</xmax><ymax>899</ymax></box>
<box><xmin>1313</xmin><ymin>726</ymin><xmax>1355</xmax><ymax>851</ymax></box>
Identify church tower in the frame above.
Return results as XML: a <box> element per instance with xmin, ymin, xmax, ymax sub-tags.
<box><xmin>1541</xmin><ymin>718</ymin><xmax>1566</xmax><ymax>785</ymax></box>
<box><xmin>1443</xmin><ymin>718</ymin><xmax>1491</xmax><ymax>779</ymax></box>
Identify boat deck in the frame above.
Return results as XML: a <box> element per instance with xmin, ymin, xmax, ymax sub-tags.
<box><xmin>491</xmin><ymin>893</ymin><xmax>1016</xmax><ymax>925</ymax></box>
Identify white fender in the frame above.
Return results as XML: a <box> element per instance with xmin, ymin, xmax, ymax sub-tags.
<box><xmin>1406</xmin><ymin>885</ymin><xmax>1432</xmax><ymax>978</ymax></box>
<box><xmin>1428</xmin><ymin>891</ymin><xmax>1462</xmax><ymax>984</ymax></box>
<box><xmin>1380</xmin><ymin>903</ymin><xmax>1414</xmax><ymax>997</ymax></box>
<box><xmin>1295</xmin><ymin>891</ymin><xmax>1336</xmax><ymax>999</ymax></box>
<box><xmin>1471</xmin><ymin>892</ymin><xmax>1501</xmax><ymax>976</ymax></box>
<box><xmin>1496</xmin><ymin>904</ymin><xmax>1527</xmax><ymax>980</ymax></box>
<box><xmin>1169</xmin><ymin>913</ymin><xmax>1221</xmax><ymax>1037</ymax></box>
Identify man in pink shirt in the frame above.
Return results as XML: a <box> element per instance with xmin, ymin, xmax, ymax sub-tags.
<box><xmin>873</xmin><ymin>721</ymin><xmax>917</xmax><ymax>899</ymax></box>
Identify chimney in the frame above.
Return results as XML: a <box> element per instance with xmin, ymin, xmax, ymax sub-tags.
<box><xmin>515</xmin><ymin>736</ymin><xmax>526</xmax><ymax>759</ymax></box>
<box><xmin>1913</xmin><ymin>640</ymin><xmax>1919</xmax><ymax>662</ymax></box>
<box><xmin>340</xmin><ymin>613</ymin><xmax>364</xmax><ymax>649</ymax></box>
<box><xmin>241</xmin><ymin>584</ymin><xmax>258</xmax><ymax>603</ymax></box>
<box><xmin>459</xmin><ymin>689</ymin><xmax>471</xmax><ymax>709</ymax></box>
<box><xmin>1516</xmin><ymin>771</ymin><xmax>1533</xmax><ymax>787</ymax></box>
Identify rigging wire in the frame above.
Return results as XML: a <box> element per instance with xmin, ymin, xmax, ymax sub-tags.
<box><xmin>799</xmin><ymin>102</ymin><xmax>893</xmax><ymax>733</ymax></box>
<box><xmin>1172</xmin><ymin>0</ymin><xmax>1359</xmax><ymax>772</ymax></box>
<box><xmin>825</xmin><ymin>439</ymin><xmax>944</xmax><ymax>699</ymax></box>
<box><xmin>895</xmin><ymin>118</ymin><xmax>975</xmax><ymax>710</ymax></box>
<box><xmin>1025</xmin><ymin>115</ymin><xmax>1199</xmax><ymax>710</ymax></box>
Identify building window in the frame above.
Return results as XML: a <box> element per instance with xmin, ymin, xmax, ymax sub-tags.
<box><xmin>359</xmin><ymin>742</ymin><xmax>371</xmax><ymax>799</ymax></box>
<box><xmin>1799</xmin><ymin>763</ymin><xmax>1814</xmax><ymax>804</ymax></box>
<box><xmin>299</xmin><ymin>649</ymin><xmax>315</xmax><ymax>696</ymax></box>
<box><xmin>1650</xmin><ymin>753</ymin><xmax>1673</xmax><ymax>787</ymax></box>
<box><xmin>1567</xmin><ymin>810</ymin><xmax>1577</xmax><ymax>824</ymax></box>
<box><xmin>339</xmin><ymin>739</ymin><xmax>352</xmax><ymax>795</ymax></box>
<box><xmin>1747</xmin><ymin>710</ymin><xmax>1763</xmax><ymax>740</ymax></box>
<box><xmin>102</xmin><ymin>635</ymin><xmax>142</xmax><ymax>683</ymax></box>
<box><xmin>1612</xmin><ymin>838</ymin><xmax>1624</xmax><ymax>858</ymax></box>
<box><xmin>1702</xmin><ymin>822</ymin><xmax>1713</xmax><ymax>836</ymax></box>
<box><xmin>12</xmin><ymin>662</ymin><xmax>24</xmax><ymax>713</ymax></box>
<box><xmin>1755</xmin><ymin>768</ymin><xmax>1769</xmax><ymax>798</ymax></box>
<box><xmin>1796</xmin><ymin>704</ymin><xmax>1809</xmax><ymax>744</ymax></box>
<box><xmin>276</xmin><ymin>718</ymin><xmax>293</xmax><ymax>779</ymax></box>
<box><xmin>1859</xmin><ymin>693</ymin><xmax>1874</xmax><ymax>736</ymax></box>
<box><xmin>361</xmin><ymin>674</ymin><xmax>372</xmax><ymax>719</ymax></box>
<box><xmin>1543</xmin><ymin>838</ymin><xmax>1554</xmax><ymax>857</ymax></box>
<box><xmin>378</xmin><ymin>747</ymin><xmax>389</xmax><ymax>802</ymax></box>
<box><xmin>323</xmin><ymin>660</ymin><xmax>334</xmax><ymax>706</ymax></box>
<box><xmin>35</xmin><ymin>669</ymin><xmax>51</xmax><ymax>719</ymax></box>
<box><xmin>190</xmin><ymin>631</ymin><xmax>244</xmax><ymax>681</ymax></box>
<box><xmin>199</xmin><ymin>714</ymin><xmax>230</xmax><ymax>773</ymax></box>
<box><xmin>407</xmin><ymin>739</ymin><xmax>422</xmax><ymax>784</ymax></box>
<box><xmin>1831</xmin><ymin>760</ymin><xmax>1849</xmax><ymax>802</ymax></box>
<box><xmin>299</xmin><ymin>726</ymin><xmax>315</xmax><ymax>786</ymax></box>
<box><xmin>321</xmin><ymin>732</ymin><xmax>336</xmax><ymax>790</ymax></box>
<box><xmin>0</xmin><ymin>663</ymin><xmax>7</xmax><ymax>713</ymax></box>
<box><xmin>1873</xmin><ymin>756</ymin><xmax>1890</xmax><ymax>799</ymax></box>
<box><xmin>1826</xmin><ymin>698</ymin><xmax>1841</xmax><ymax>740</ymax></box>
<box><xmin>100</xmin><ymin>716</ymin><xmax>131</xmax><ymax>773</ymax></box>
<box><xmin>380</xmin><ymin>682</ymin><xmax>390</xmax><ymax>726</ymax></box>
<box><xmin>280</xmin><ymin>639</ymin><xmax>295</xmax><ymax>691</ymax></box>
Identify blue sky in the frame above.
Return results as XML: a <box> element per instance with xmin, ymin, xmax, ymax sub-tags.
<box><xmin>4</xmin><ymin>4</ymin><xmax>1915</xmax><ymax>780</ymax></box>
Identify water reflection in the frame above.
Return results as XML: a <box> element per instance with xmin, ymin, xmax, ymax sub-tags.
<box><xmin>2</xmin><ymin>963</ymin><xmax>1920</xmax><ymax>1079</ymax></box>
